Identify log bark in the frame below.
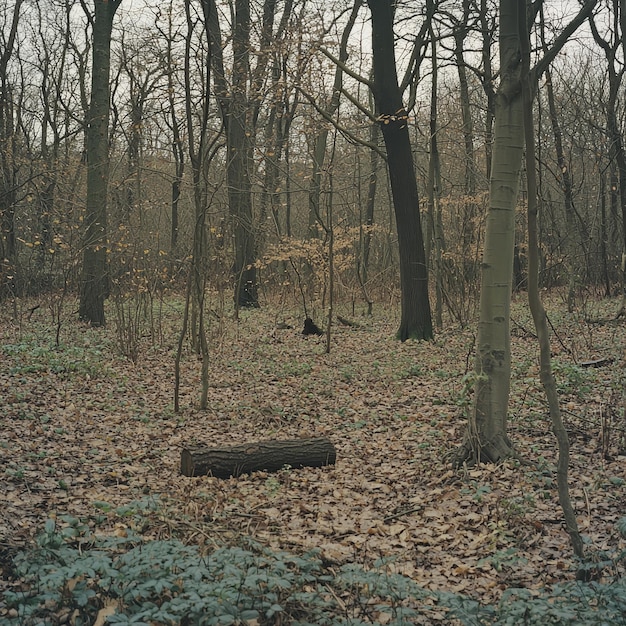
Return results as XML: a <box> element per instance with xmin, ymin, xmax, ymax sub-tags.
<box><xmin>181</xmin><ymin>437</ymin><xmax>336</xmax><ymax>478</ymax></box>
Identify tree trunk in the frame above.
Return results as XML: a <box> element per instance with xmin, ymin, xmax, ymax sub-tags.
<box><xmin>307</xmin><ymin>1</ymin><xmax>362</xmax><ymax>238</ymax></box>
<box><xmin>0</xmin><ymin>0</ymin><xmax>23</xmax><ymax>298</ymax></box>
<box><xmin>182</xmin><ymin>0</ymin><xmax>212</xmax><ymax>406</ymax></box>
<box><xmin>599</xmin><ymin>170</ymin><xmax>611</xmax><ymax>296</ymax></box>
<box><xmin>204</xmin><ymin>0</ymin><xmax>261</xmax><ymax>308</ymax></box>
<box><xmin>427</xmin><ymin>25</ymin><xmax>444</xmax><ymax>330</ymax></box>
<box><xmin>479</xmin><ymin>0</ymin><xmax>496</xmax><ymax>181</ymax></box>
<box><xmin>519</xmin><ymin>4</ymin><xmax>585</xmax><ymax>562</ymax></box>
<box><xmin>357</xmin><ymin>89</ymin><xmax>377</xmax><ymax>316</ymax></box>
<box><xmin>543</xmin><ymin>60</ymin><xmax>578</xmax><ymax>311</ymax></box>
<box><xmin>454</xmin><ymin>0</ymin><xmax>477</xmax><ymax>196</ymax></box>
<box><xmin>228</xmin><ymin>109</ymin><xmax>258</xmax><ymax>309</ymax></box>
<box><xmin>162</xmin><ymin>6</ymin><xmax>184</xmax><ymax>254</ymax></box>
<box><xmin>79</xmin><ymin>0</ymin><xmax>122</xmax><ymax>326</ymax></box>
<box><xmin>454</xmin><ymin>0</ymin><xmax>597</xmax><ymax>466</ymax></box>
<box><xmin>589</xmin><ymin>3</ymin><xmax>626</xmax><ymax>315</ymax></box>
<box><xmin>455</xmin><ymin>1</ymin><xmax>523</xmax><ymax>465</ymax></box>
<box><xmin>228</xmin><ymin>0</ymin><xmax>258</xmax><ymax>308</ymax></box>
<box><xmin>367</xmin><ymin>0</ymin><xmax>432</xmax><ymax>341</ymax></box>
<box><xmin>362</xmin><ymin>88</ymin><xmax>378</xmax><ymax>287</ymax></box>
<box><xmin>181</xmin><ymin>437</ymin><xmax>337</xmax><ymax>478</ymax></box>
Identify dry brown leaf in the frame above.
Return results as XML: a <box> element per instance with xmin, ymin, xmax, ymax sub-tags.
<box><xmin>93</xmin><ymin>600</ymin><xmax>118</xmax><ymax>626</ymax></box>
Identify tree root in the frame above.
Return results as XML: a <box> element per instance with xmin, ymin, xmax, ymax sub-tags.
<box><xmin>450</xmin><ymin>433</ymin><xmax>518</xmax><ymax>469</ymax></box>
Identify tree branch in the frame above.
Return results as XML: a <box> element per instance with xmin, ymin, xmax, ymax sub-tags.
<box><xmin>340</xmin><ymin>87</ymin><xmax>378</xmax><ymax>123</ymax></box>
<box><xmin>318</xmin><ymin>46</ymin><xmax>374</xmax><ymax>90</ymax></box>
<box><xmin>533</xmin><ymin>0</ymin><xmax>598</xmax><ymax>81</ymax></box>
<box><xmin>298</xmin><ymin>87</ymin><xmax>387</xmax><ymax>160</ymax></box>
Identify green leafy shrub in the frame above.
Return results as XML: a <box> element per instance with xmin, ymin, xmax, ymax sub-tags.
<box><xmin>551</xmin><ymin>360</ymin><xmax>595</xmax><ymax>397</ymax></box>
<box><xmin>4</xmin><ymin>517</ymin><xmax>626</xmax><ymax>625</ymax></box>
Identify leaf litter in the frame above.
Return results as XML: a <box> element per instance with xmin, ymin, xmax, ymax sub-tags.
<box><xmin>0</xmin><ymin>295</ymin><xmax>625</xmax><ymax>608</ymax></box>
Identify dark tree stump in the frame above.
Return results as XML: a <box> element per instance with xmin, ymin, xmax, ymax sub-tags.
<box><xmin>302</xmin><ymin>317</ymin><xmax>323</xmax><ymax>335</ymax></box>
<box><xmin>181</xmin><ymin>437</ymin><xmax>336</xmax><ymax>478</ymax></box>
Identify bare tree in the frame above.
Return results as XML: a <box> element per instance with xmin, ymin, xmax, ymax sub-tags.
<box><xmin>454</xmin><ymin>0</ymin><xmax>597</xmax><ymax>465</ymax></box>
<box><xmin>115</xmin><ymin>28</ymin><xmax>164</xmax><ymax>226</ymax></box>
<box><xmin>367</xmin><ymin>0</ymin><xmax>433</xmax><ymax>341</ymax></box>
<box><xmin>520</xmin><ymin>0</ymin><xmax>584</xmax><ymax>562</ymax></box>
<box><xmin>78</xmin><ymin>0</ymin><xmax>123</xmax><ymax>326</ymax></box>
<box><xmin>202</xmin><ymin>0</ymin><xmax>287</xmax><ymax>309</ymax></box>
<box><xmin>175</xmin><ymin>0</ymin><xmax>216</xmax><ymax>411</ymax></box>
<box><xmin>589</xmin><ymin>1</ymin><xmax>626</xmax><ymax>316</ymax></box>
<box><xmin>0</xmin><ymin>0</ymin><xmax>24</xmax><ymax>298</ymax></box>
<box><xmin>540</xmin><ymin>14</ymin><xmax>579</xmax><ymax>311</ymax></box>
<box><xmin>306</xmin><ymin>2</ymin><xmax>362</xmax><ymax>238</ymax></box>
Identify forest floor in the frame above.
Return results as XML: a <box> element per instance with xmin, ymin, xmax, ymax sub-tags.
<box><xmin>1</xmin><ymin>291</ymin><xmax>625</xmax><ymax>611</ymax></box>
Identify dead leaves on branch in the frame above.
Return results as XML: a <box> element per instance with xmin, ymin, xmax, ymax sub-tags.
<box><xmin>0</xmin><ymin>296</ymin><xmax>625</xmax><ymax>607</ymax></box>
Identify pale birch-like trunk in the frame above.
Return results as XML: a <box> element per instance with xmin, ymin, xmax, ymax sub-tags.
<box><xmin>456</xmin><ymin>0</ymin><xmax>523</xmax><ymax>464</ymax></box>
<box><xmin>455</xmin><ymin>0</ymin><xmax>597</xmax><ymax>466</ymax></box>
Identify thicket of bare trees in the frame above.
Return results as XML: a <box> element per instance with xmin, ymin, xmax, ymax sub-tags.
<box><xmin>0</xmin><ymin>0</ymin><xmax>624</xmax><ymax>328</ymax></box>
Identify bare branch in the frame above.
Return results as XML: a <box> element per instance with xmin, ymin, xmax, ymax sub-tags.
<box><xmin>318</xmin><ymin>46</ymin><xmax>374</xmax><ymax>90</ymax></box>
<box><xmin>298</xmin><ymin>87</ymin><xmax>387</xmax><ymax>160</ymax></box>
<box><xmin>533</xmin><ymin>0</ymin><xmax>599</xmax><ymax>81</ymax></box>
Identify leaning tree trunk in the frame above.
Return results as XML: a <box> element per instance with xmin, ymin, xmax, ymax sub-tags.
<box><xmin>519</xmin><ymin>6</ymin><xmax>585</xmax><ymax>563</ymax></box>
<box><xmin>368</xmin><ymin>0</ymin><xmax>432</xmax><ymax>341</ymax></box>
<box><xmin>79</xmin><ymin>0</ymin><xmax>122</xmax><ymax>326</ymax></box>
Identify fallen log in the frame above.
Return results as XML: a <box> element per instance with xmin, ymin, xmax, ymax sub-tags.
<box><xmin>579</xmin><ymin>358</ymin><xmax>614</xmax><ymax>368</ymax></box>
<box><xmin>337</xmin><ymin>315</ymin><xmax>359</xmax><ymax>328</ymax></box>
<box><xmin>181</xmin><ymin>437</ymin><xmax>336</xmax><ymax>478</ymax></box>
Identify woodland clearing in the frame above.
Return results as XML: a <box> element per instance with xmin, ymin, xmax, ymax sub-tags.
<box><xmin>0</xmin><ymin>292</ymin><xmax>625</xmax><ymax>622</ymax></box>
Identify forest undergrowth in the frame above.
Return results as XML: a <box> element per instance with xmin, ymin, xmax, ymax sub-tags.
<box><xmin>0</xmin><ymin>290</ymin><xmax>625</xmax><ymax>623</ymax></box>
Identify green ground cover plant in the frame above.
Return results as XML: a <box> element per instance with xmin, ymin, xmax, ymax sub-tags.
<box><xmin>4</xmin><ymin>513</ymin><xmax>626</xmax><ymax>625</ymax></box>
<box><xmin>1</xmin><ymin>296</ymin><xmax>626</xmax><ymax>624</ymax></box>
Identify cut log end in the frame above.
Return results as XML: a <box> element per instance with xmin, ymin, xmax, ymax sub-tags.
<box><xmin>181</xmin><ymin>437</ymin><xmax>336</xmax><ymax>478</ymax></box>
